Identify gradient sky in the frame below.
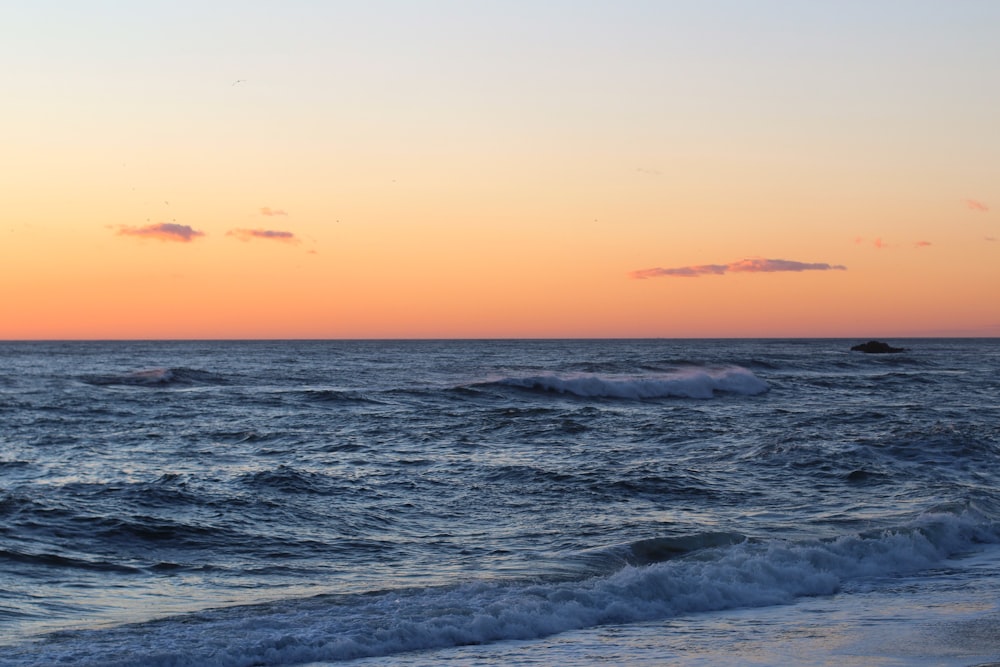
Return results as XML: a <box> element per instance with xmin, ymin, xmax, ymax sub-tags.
<box><xmin>2</xmin><ymin>1</ymin><xmax>997</xmax><ymax>339</ymax></box>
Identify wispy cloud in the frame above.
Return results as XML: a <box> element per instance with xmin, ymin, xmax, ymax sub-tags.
<box><xmin>228</xmin><ymin>228</ymin><xmax>298</xmax><ymax>243</ymax></box>
<box><xmin>855</xmin><ymin>235</ymin><xmax>887</xmax><ymax>249</ymax></box>
<box><xmin>965</xmin><ymin>199</ymin><xmax>989</xmax><ymax>212</ymax></box>
<box><xmin>858</xmin><ymin>236</ymin><xmax>932</xmax><ymax>250</ymax></box>
<box><xmin>117</xmin><ymin>222</ymin><xmax>204</xmax><ymax>242</ymax></box>
<box><xmin>631</xmin><ymin>264</ymin><xmax>728</xmax><ymax>278</ymax></box>
<box><xmin>631</xmin><ymin>258</ymin><xmax>847</xmax><ymax>279</ymax></box>
<box><xmin>260</xmin><ymin>207</ymin><xmax>288</xmax><ymax>217</ymax></box>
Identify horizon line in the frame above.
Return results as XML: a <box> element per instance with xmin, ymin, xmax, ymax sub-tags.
<box><xmin>1</xmin><ymin>335</ymin><xmax>997</xmax><ymax>343</ymax></box>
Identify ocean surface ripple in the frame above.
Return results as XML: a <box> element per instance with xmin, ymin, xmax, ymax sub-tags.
<box><xmin>0</xmin><ymin>339</ymin><xmax>998</xmax><ymax>666</ymax></box>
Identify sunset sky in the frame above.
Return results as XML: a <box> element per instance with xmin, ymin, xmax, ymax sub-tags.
<box><xmin>2</xmin><ymin>1</ymin><xmax>997</xmax><ymax>339</ymax></box>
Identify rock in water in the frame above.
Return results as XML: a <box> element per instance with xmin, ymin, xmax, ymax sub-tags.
<box><xmin>850</xmin><ymin>340</ymin><xmax>906</xmax><ymax>353</ymax></box>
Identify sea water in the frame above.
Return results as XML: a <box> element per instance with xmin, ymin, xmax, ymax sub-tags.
<box><xmin>0</xmin><ymin>338</ymin><xmax>998</xmax><ymax>666</ymax></box>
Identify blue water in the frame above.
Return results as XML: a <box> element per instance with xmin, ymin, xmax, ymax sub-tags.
<box><xmin>1</xmin><ymin>339</ymin><xmax>999</xmax><ymax>666</ymax></box>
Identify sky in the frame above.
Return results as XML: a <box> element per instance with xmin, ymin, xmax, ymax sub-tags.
<box><xmin>2</xmin><ymin>1</ymin><xmax>997</xmax><ymax>339</ymax></box>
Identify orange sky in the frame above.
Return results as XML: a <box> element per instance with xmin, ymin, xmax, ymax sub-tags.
<box><xmin>2</xmin><ymin>2</ymin><xmax>997</xmax><ymax>339</ymax></box>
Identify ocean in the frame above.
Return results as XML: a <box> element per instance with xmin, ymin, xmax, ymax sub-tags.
<box><xmin>1</xmin><ymin>338</ymin><xmax>999</xmax><ymax>666</ymax></box>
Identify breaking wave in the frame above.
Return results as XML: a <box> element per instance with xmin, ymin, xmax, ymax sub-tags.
<box><xmin>81</xmin><ymin>367</ymin><xmax>227</xmax><ymax>387</ymax></box>
<box><xmin>7</xmin><ymin>509</ymin><xmax>994</xmax><ymax>666</ymax></box>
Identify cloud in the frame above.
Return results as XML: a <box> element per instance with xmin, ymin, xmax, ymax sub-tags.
<box><xmin>117</xmin><ymin>222</ymin><xmax>204</xmax><ymax>242</ymax></box>
<box><xmin>965</xmin><ymin>199</ymin><xmax>989</xmax><ymax>212</ymax></box>
<box><xmin>228</xmin><ymin>228</ymin><xmax>298</xmax><ymax>243</ymax></box>
<box><xmin>859</xmin><ymin>236</ymin><xmax>931</xmax><ymax>250</ymax></box>
<box><xmin>260</xmin><ymin>207</ymin><xmax>288</xmax><ymax>216</ymax></box>
<box><xmin>856</xmin><ymin>235</ymin><xmax>886</xmax><ymax>248</ymax></box>
<box><xmin>631</xmin><ymin>264</ymin><xmax>728</xmax><ymax>278</ymax></box>
<box><xmin>631</xmin><ymin>258</ymin><xmax>846</xmax><ymax>279</ymax></box>
<box><xmin>728</xmin><ymin>258</ymin><xmax>847</xmax><ymax>273</ymax></box>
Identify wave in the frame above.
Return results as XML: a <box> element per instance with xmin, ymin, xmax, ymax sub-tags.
<box><xmin>491</xmin><ymin>366</ymin><xmax>768</xmax><ymax>399</ymax></box>
<box><xmin>0</xmin><ymin>548</ymin><xmax>142</xmax><ymax>574</ymax></box>
<box><xmin>81</xmin><ymin>367</ymin><xmax>227</xmax><ymax>388</ymax></box>
<box><xmin>8</xmin><ymin>507</ymin><xmax>996</xmax><ymax>666</ymax></box>
<box><xmin>623</xmin><ymin>531</ymin><xmax>750</xmax><ymax>565</ymax></box>
<box><xmin>291</xmin><ymin>388</ymin><xmax>384</xmax><ymax>405</ymax></box>
<box><xmin>238</xmin><ymin>465</ymin><xmax>343</xmax><ymax>496</ymax></box>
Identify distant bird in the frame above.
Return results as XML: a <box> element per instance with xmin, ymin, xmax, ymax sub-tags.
<box><xmin>232</xmin><ymin>79</ymin><xmax>246</xmax><ymax>86</ymax></box>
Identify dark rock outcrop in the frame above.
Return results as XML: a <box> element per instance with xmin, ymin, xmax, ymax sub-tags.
<box><xmin>850</xmin><ymin>340</ymin><xmax>906</xmax><ymax>354</ymax></box>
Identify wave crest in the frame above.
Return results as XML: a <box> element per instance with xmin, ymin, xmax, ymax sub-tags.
<box><xmin>494</xmin><ymin>366</ymin><xmax>767</xmax><ymax>399</ymax></box>
<box><xmin>81</xmin><ymin>367</ymin><xmax>227</xmax><ymax>387</ymax></box>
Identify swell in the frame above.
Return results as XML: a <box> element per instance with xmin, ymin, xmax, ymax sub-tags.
<box><xmin>288</xmin><ymin>389</ymin><xmax>384</xmax><ymax>405</ymax></box>
<box><xmin>1</xmin><ymin>470</ymin><xmax>401</xmax><ymax>580</ymax></box>
<box><xmin>0</xmin><ymin>548</ymin><xmax>142</xmax><ymax>574</ymax></box>
<box><xmin>738</xmin><ymin>420</ymin><xmax>1000</xmax><ymax>485</ymax></box>
<box><xmin>482</xmin><ymin>366</ymin><xmax>768</xmax><ymax>400</ymax></box>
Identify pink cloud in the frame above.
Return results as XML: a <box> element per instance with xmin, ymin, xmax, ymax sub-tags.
<box><xmin>631</xmin><ymin>264</ymin><xmax>727</xmax><ymax>278</ymax></box>
<box><xmin>631</xmin><ymin>258</ymin><xmax>846</xmax><ymax>279</ymax></box>
<box><xmin>117</xmin><ymin>222</ymin><xmax>204</xmax><ymax>242</ymax></box>
<box><xmin>915</xmin><ymin>240</ymin><xmax>932</xmax><ymax>248</ymax></box>
<box><xmin>873</xmin><ymin>238</ymin><xmax>887</xmax><ymax>250</ymax></box>
<box><xmin>260</xmin><ymin>207</ymin><xmax>288</xmax><ymax>216</ymax></box>
<box><xmin>728</xmin><ymin>258</ymin><xmax>847</xmax><ymax>273</ymax></box>
<box><xmin>228</xmin><ymin>228</ymin><xmax>298</xmax><ymax>243</ymax></box>
<box><xmin>965</xmin><ymin>199</ymin><xmax>989</xmax><ymax>212</ymax></box>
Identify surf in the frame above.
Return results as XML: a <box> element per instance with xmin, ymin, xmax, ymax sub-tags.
<box><xmin>8</xmin><ymin>507</ymin><xmax>995</xmax><ymax>666</ymax></box>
